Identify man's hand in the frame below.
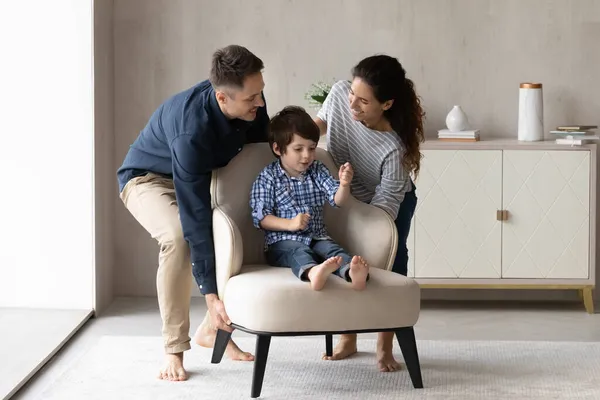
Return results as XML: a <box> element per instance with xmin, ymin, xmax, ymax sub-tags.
<box><xmin>339</xmin><ymin>162</ymin><xmax>354</xmax><ymax>187</ymax></box>
<box><xmin>289</xmin><ymin>213</ymin><xmax>310</xmax><ymax>231</ymax></box>
<box><xmin>205</xmin><ymin>294</ymin><xmax>233</xmax><ymax>332</ymax></box>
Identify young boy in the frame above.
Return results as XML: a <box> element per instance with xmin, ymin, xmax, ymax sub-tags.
<box><xmin>250</xmin><ymin>106</ymin><xmax>369</xmax><ymax>291</ymax></box>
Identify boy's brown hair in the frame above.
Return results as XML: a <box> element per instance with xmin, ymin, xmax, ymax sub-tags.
<box><xmin>269</xmin><ymin>106</ymin><xmax>320</xmax><ymax>157</ymax></box>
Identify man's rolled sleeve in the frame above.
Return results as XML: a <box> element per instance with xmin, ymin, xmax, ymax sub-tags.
<box><xmin>250</xmin><ymin>171</ymin><xmax>275</xmax><ymax>228</ymax></box>
<box><xmin>170</xmin><ymin>133</ymin><xmax>218</xmax><ymax>295</ymax></box>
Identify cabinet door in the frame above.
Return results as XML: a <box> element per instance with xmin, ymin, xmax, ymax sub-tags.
<box><xmin>414</xmin><ymin>150</ymin><xmax>502</xmax><ymax>278</ymax></box>
<box><xmin>502</xmin><ymin>150</ymin><xmax>590</xmax><ymax>278</ymax></box>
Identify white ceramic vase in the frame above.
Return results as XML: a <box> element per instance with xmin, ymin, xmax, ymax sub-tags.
<box><xmin>517</xmin><ymin>83</ymin><xmax>543</xmax><ymax>141</ymax></box>
<box><xmin>446</xmin><ymin>105</ymin><xmax>469</xmax><ymax>132</ymax></box>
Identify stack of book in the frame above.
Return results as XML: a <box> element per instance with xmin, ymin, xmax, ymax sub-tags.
<box><xmin>437</xmin><ymin>129</ymin><xmax>480</xmax><ymax>142</ymax></box>
<box><xmin>551</xmin><ymin>125</ymin><xmax>598</xmax><ymax>145</ymax></box>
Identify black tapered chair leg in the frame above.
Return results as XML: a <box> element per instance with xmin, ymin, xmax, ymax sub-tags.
<box><xmin>211</xmin><ymin>329</ymin><xmax>232</xmax><ymax>364</ymax></box>
<box><xmin>251</xmin><ymin>334</ymin><xmax>272</xmax><ymax>398</ymax></box>
<box><xmin>325</xmin><ymin>334</ymin><xmax>333</xmax><ymax>357</ymax></box>
<box><xmin>395</xmin><ymin>327</ymin><xmax>423</xmax><ymax>388</ymax></box>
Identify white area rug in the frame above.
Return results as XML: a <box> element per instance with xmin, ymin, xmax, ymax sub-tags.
<box><xmin>39</xmin><ymin>336</ymin><xmax>600</xmax><ymax>399</ymax></box>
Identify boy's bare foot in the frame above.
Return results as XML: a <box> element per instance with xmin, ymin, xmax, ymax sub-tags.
<box><xmin>194</xmin><ymin>324</ymin><xmax>254</xmax><ymax>361</ymax></box>
<box><xmin>158</xmin><ymin>353</ymin><xmax>187</xmax><ymax>381</ymax></box>
<box><xmin>349</xmin><ymin>256</ymin><xmax>369</xmax><ymax>290</ymax></box>
<box><xmin>377</xmin><ymin>331</ymin><xmax>402</xmax><ymax>372</ymax></box>
<box><xmin>307</xmin><ymin>256</ymin><xmax>342</xmax><ymax>290</ymax></box>
<box><xmin>323</xmin><ymin>333</ymin><xmax>357</xmax><ymax>360</ymax></box>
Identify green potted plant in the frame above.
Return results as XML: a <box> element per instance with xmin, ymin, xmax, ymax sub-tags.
<box><xmin>304</xmin><ymin>81</ymin><xmax>334</xmax><ymax>110</ymax></box>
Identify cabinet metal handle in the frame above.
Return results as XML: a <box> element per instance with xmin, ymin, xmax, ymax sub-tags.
<box><xmin>496</xmin><ymin>210</ymin><xmax>509</xmax><ymax>221</ymax></box>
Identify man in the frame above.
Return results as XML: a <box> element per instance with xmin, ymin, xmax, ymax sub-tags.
<box><xmin>117</xmin><ymin>45</ymin><xmax>268</xmax><ymax>381</ymax></box>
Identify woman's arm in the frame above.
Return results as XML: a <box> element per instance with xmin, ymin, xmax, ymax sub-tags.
<box><xmin>314</xmin><ymin>117</ymin><xmax>327</xmax><ymax>136</ymax></box>
<box><xmin>371</xmin><ymin>150</ymin><xmax>411</xmax><ymax>219</ymax></box>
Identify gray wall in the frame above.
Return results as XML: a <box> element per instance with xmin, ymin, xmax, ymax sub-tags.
<box><xmin>112</xmin><ymin>0</ymin><xmax>600</xmax><ymax>301</ymax></box>
<box><xmin>95</xmin><ymin>0</ymin><xmax>115</xmax><ymax>313</ymax></box>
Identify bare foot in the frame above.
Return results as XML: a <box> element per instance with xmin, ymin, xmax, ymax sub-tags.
<box><xmin>158</xmin><ymin>353</ymin><xmax>187</xmax><ymax>381</ymax></box>
<box><xmin>377</xmin><ymin>331</ymin><xmax>402</xmax><ymax>372</ymax></box>
<box><xmin>322</xmin><ymin>333</ymin><xmax>357</xmax><ymax>360</ymax></box>
<box><xmin>194</xmin><ymin>324</ymin><xmax>254</xmax><ymax>361</ymax></box>
<box><xmin>307</xmin><ymin>256</ymin><xmax>342</xmax><ymax>291</ymax></box>
<box><xmin>349</xmin><ymin>256</ymin><xmax>369</xmax><ymax>290</ymax></box>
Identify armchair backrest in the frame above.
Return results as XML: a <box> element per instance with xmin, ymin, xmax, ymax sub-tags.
<box><xmin>210</xmin><ymin>143</ymin><xmax>342</xmax><ymax>266</ymax></box>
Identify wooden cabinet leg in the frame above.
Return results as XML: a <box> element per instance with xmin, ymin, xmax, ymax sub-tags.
<box><xmin>582</xmin><ymin>287</ymin><xmax>594</xmax><ymax>314</ymax></box>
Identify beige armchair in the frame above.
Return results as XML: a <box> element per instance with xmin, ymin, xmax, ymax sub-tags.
<box><xmin>210</xmin><ymin>143</ymin><xmax>422</xmax><ymax>398</ymax></box>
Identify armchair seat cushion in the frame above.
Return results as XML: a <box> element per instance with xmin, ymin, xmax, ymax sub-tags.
<box><xmin>224</xmin><ymin>265</ymin><xmax>420</xmax><ymax>333</ymax></box>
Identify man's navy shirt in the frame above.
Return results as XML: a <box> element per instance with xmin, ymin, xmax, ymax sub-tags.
<box><xmin>117</xmin><ymin>79</ymin><xmax>269</xmax><ymax>295</ymax></box>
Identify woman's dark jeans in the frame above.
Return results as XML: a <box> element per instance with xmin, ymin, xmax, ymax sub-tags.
<box><xmin>391</xmin><ymin>186</ymin><xmax>417</xmax><ymax>276</ymax></box>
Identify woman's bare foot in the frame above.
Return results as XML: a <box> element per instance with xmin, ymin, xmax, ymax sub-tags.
<box><xmin>307</xmin><ymin>256</ymin><xmax>341</xmax><ymax>291</ymax></box>
<box><xmin>322</xmin><ymin>333</ymin><xmax>357</xmax><ymax>360</ymax></box>
<box><xmin>377</xmin><ymin>331</ymin><xmax>402</xmax><ymax>372</ymax></box>
<box><xmin>158</xmin><ymin>353</ymin><xmax>187</xmax><ymax>381</ymax></box>
<box><xmin>349</xmin><ymin>256</ymin><xmax>369</xmax><ymax>290</ymax></box>
<box><xmin>194</xmin><ymin>324</ymin><xmax>254</xmax><ymax>361</ymax></box>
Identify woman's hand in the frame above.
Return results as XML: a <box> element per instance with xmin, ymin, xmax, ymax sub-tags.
<box><xmin>339</xmin><ymin>162</ymin><xmax>354</xmax><ymax>187</ymax></box>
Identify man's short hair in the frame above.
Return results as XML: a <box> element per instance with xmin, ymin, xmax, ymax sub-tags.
<box><xmin>209</xmin><ymin>45</ymin><xmax>264</xmax><ymax>89</ymax></box>
<box><xmin>269</xmin><ymin>106</ymin><xmax>320</xmax><ymax>156</ymax></box>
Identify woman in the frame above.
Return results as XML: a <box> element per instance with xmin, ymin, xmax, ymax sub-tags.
<box><xmin>314</xmin><ymin>54</ymin><xmax>424</xmax><ymax>372</ymax></box>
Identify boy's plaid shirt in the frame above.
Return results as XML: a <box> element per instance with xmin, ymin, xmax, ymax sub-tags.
<box><xmin>250</xmin><ymin>160</ymin><xmax>340</xmax><ymax>247</ymax></box>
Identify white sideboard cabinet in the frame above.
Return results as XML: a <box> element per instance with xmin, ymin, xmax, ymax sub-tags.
<box><xmin>408</xmin><ymin>139</ymin><xmax>597</xmax><ymax>313</ymax></box>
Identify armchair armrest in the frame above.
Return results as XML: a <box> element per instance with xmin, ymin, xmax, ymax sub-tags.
<box><xmin>212</xmin><ymin>206</ymin><xmax>244</xmax><ymax>297</ymax></box>
<box><xmin>324</xmin><ymin>197</ymin><xmax>398</xmax><ymax>271</ymax></box>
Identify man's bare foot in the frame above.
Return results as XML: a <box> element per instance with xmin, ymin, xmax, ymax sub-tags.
<box><xmin>158</xmin><ymin>353</ymin><xmax>187</xmax><ymax>381</ymax></box>
<box><xmin>307</xmin><ymin>256</ymin><xmax>341</xmax><ymax>291</ymax></box>
<box><xmin>322</xmin><ymin>333</ymin><xmax>357</xmax><ymax>360</ymax></box>
<box><xmin>377</xmin><ymin>331</ymin><xmax>402</xmax><ymax>372</ymax></box>
<box><xmin>349</xmin><ymin>256</ymin><xmax>369</xmax><ymax>290</ymax></box>
<box><xmin>194</xmin><ymin>324</ymin><xmax>254</xmax><ymax>361</ymax></box>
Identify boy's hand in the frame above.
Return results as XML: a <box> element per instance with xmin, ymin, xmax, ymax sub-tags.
<box><xmin>289</xmin><ymin>213</ymin><xmax>310</xmax><ymax>231</ymax></box>
<box><xmin>339</xmin><ymin>162</ymin><xmax>354</xmax><ymax>187</ymax></box>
